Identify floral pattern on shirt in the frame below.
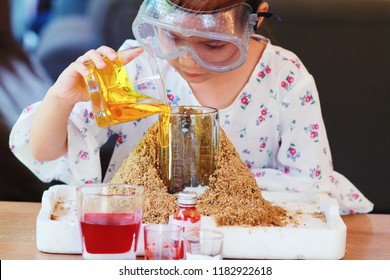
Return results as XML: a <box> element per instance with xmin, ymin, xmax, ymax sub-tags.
<box><xmin>304</xmin><ymin>124</ymin><xmax>320</xmax><ymax>142</ymax></box>
<box><xmin>167</xmin><ymin>89</ymin><xmax>181</xmax><ymax>106</ymax></box>
<box><xmin>259</xmin><ymin>136</ymin><xmax>268</xmax><ymax>152</ymax></box>
<box><xmin>256</xmin><ymin>63</ymin><xmax>272</xmax><ymax>83</ymax></box>
<box><xmin>83</xmin><ymin>108</ymin><xmax>94</xmax><ymax>124</ymax></box>
<box><xmin>240</xmin><ymin>92</ymin><xmax>252</xmax><ymax>110</ymax></box>
<box><xmin>309</xmin><ymin>165</ymin><xmax>322</xmax><ymax>180</ymax></box>
<box><xmin>281</xmin><ymin>71</ymin><xmax>296</xmax><ymax>91</ymax></box>
<box><xmin>300</xmin><ymin>91</ymin><xmax>316</xmax><ymax>106</ymax></box>
<box><xmin>256</xmin><ymin>104</ymin><xmax>272</xmax><ymax>125</ymax></box>
<box><xmin>75</xmin><ymin>150</ymin><xmax>90</xmax><ymax>164</ymax></box>
<box><xmin>116</xmin><ymin>131</ymin><xmax>127</xmax><ymax>147</ymax></box>
<box><xmin>286</xmin><ymin>143</ymin><xmax>301</xmax><ymax>162</ymax></box>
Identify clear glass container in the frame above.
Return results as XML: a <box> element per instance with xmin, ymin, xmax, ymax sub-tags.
<box><xmin>159</xmin><ymin>106</ymin><xmax>219</xmax><ymax>194</ymax></box>
<box><xmin>83</xmin><ymin>46</ymin><xmax>170</xmax><ymax>127</ymax></box>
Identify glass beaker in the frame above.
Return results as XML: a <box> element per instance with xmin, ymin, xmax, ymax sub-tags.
<box><xmin>143</xmin><ymin>224</ymin><xmax>182</xmax><ymax>260</ymax></box>
<box><xmin>184</xmin><ymin>229</ymin><xmax>224</xmax><ymax>260</ymax></box>
<box><xmin>159</xmin><ymin>106</ymin><xmax>219</xmax><ymax>194</ymax></box>
<box><xmin>83</xmin><ymin>46</ymin><xmax>170</xmax><ymax>127</ymax></box>
<box><xmin>76</xmin><ymin>184</ymin><xmax>145</xmax><ymax>260</ymax></box>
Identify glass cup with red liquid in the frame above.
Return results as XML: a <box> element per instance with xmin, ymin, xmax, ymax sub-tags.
<box><xmin>143</xmin><ymin>224</ymin><xmax>182</xmax><ymax>260</ymax></box>
<box><xmin>76</xmin><ymin>184</ymin><xmax>145</xmax><ymax>260</ymax></box>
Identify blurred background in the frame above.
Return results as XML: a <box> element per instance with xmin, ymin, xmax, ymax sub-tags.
<box><xmin>1</xmin><ymin>0</ymin><xmax>389</xmax><ymax>213</ymax></box>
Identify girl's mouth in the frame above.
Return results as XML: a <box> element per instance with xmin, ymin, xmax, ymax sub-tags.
<box><xmin>181</xmin><ymin>71</ymin><xmax>203</xmax><ymax>78</ymax></box>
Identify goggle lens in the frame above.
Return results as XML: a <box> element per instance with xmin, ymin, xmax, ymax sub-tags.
<box><xmin>158</xmin><ymin>28</ymin><xmax>241</xmax><ymax>68</ymax></box>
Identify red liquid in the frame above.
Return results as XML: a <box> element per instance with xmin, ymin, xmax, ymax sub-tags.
<box><xmin>144</xmin><ymin>240</ymin><xmax>181</xmax><ymax>260</ymax></box>
<box><xmin>173</xmin><ymin>206</ymin><xmax>201</xmax><ymax>259</ymax></box>
<box><xmin>173</xmin><ymin>206</ymin><xmax>201</xmax><ymax>223</ymax></box>
<box><xmin>80</xmin><ymin>213</ymin><xmax>140</xmax><ymax>254</ymax></box>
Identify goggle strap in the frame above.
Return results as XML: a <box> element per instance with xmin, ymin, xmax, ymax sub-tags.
<box><xmin>254</xmin><ymin>11</ymin><xmax>282</xmax><ymax>31</ymax></box>
<box><xmin>257</xmin><ymin>12</ymin><xmax>282</xmax><ymax>21</ymax></box>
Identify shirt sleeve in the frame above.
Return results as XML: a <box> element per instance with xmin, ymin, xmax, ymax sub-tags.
<box><xmin>251</xmin><ymin>71</ymin><xmax>373</xmax><ymax>214</ymax></box>
<box><xmin>9</xmin><ymin>101</ymin><xmax>121</xmax><ymax>185</ymax></box>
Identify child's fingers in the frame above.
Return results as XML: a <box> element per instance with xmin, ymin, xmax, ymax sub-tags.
<box><xmin>96</xmin><ymin>45</ymin><xmax>118</xmax><ymax>60</ymax></box>
<box><xmin>68</xmin><ymin>61</ymin><xmax>90</xmax><ymax>77</ymax></box>
<box><xmin>119</xmin><ymin>47</ymin><xmax>144</xmax><ymax>65</ymax></box>
<box><xmin>79</xmin><ymin>50</ymin><xmax>106</xmax><ymax>68</ymax></box>
<box><xmin>75</xmin><ymin>46</ymin><xmax>141</xmax><ymax>71</ymax></box>
<box><xmin>76</xmin><ymin>46</ymin><xmax>117</xmax><ymax>69</ymax></box>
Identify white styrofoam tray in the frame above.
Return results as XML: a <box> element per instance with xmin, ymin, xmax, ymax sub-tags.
<box><xmin>36</xmin><ymin>185</ymin><xmax>81</xmax><ymax>254</ymax></box>
<box><xmin>36</xmin><ymin>185</ymin><xmax>346</xmax><ymax>259</ymax></box>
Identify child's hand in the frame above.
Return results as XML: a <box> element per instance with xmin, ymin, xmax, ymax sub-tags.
<box><xmin>51</xmin><ymin>46</ymin><xmax>144</xmax><ymax>106</ymax></box>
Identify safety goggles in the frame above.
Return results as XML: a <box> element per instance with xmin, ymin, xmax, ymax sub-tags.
<box><xmin>132</xmin><ymin>0</ymin><xmax>278</xmax><ymax>72</ymax></box>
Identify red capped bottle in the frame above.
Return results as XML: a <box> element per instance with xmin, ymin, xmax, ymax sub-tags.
<box><xmin>171</xmin><ymin>191</ymin><xmax>201</xmax><ymax>259</ymax></box>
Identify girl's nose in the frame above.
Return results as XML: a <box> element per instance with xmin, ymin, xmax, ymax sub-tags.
<box><xmin>177</xmin><ymin>52</ymin><xmax>198</xmax><ymax>67</ymax></box>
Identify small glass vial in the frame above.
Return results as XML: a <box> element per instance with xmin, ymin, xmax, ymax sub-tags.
<box><xmin>171</xmin><ymin>191</ymin><xmax>201</xmax><ymax>259</ymax></box>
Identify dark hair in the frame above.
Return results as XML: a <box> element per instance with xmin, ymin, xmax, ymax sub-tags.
<box><xmin>0</xmin><ymin>0</ymin><xmax>36</xmax><ymax>75</ymax></box>
<box><xmin>171</xmin><ymin>0</ymin><xmax>263</xmax><ymax>12</ymax></box>
<box><xmin>247</xmin><ymin>0</ymin><xmax>263</xmax><ymax>13</ymax></box>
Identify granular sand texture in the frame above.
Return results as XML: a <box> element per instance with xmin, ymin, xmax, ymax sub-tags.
<box><xmin>110</xmin><ymin>122</ymin><xmax>288</xmax><ymax>227</ymax></box>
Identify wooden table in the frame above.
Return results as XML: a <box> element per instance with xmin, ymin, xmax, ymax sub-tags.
<box><xmin>0</xmin><ymin>201</ymin><xmax>389</xmax><ymax>260</ymax></box>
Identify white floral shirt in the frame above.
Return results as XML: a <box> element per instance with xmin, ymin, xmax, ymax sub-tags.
<box><xmin>9</xmin><ymin>38</ymin><xmax>373</xmax><ymax>214</ymax></box>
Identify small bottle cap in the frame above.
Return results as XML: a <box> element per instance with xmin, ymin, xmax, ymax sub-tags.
<box><xmin>178</xmin><ymin>191</ymin><xmax>197</xmax><ymax>205</ymax></box>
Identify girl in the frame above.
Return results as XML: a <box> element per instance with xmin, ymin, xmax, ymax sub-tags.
<box><xmin>9</xmin><ymin>0</ymin><xmax>373</xmax><ymax>214</ymax></box>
